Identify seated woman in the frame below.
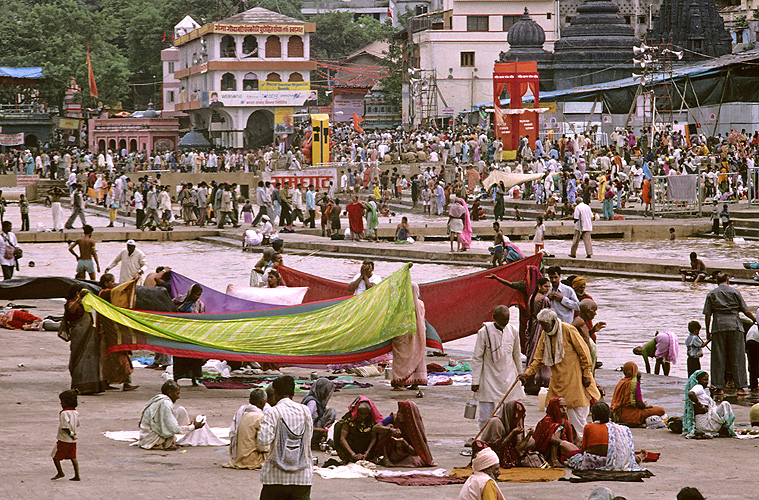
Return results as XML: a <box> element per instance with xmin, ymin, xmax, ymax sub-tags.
<box><xmin>477</xmin><ymin>400</ymin><xmax>537</xmax><ymax>467</ymax></box>
<box><xmin>395</xmin><ymin>216</ymin><xmax>412</xmax><ymax>242</ymax></box>
<box><xmin>531</xmin><ymin>397</ymin><xmax>581</xmax><ymax>467</ymax></box>
<box><xmin>301</xmin><ymin>378</ymin><xmax>337</xmax><ymax>448</ymax></box>
<box><xmin>372</xmin><ymin>401</ymin><xmax>435</xmax><ymax>467</ymax></box>
<box><xmin>684</xmin><ymin>370</ymin><xmax>736</xmax><ymax>438</ymax></box>
<box><xmin>611</xmin><ymin>361</ymin><xmax>666</xmax><ymax>426</ymax></box>
<box><xmin>266</xmin><ymin>270</ymin><xmax>285</xmax><ymax>288</ymax></box>
<box><xmin>250</xmin><ymin>248</ymin><xmax>275</xmax><ymax>286</ymax></box>
<box><xmin>566</xmin><ymin>402</ymin><xmax>645</xmax><ymax>471</ymax></box>
<box><xmin>334</xmin><ymin>396</ymin><xmax>382</xmax><ymax>464</ymax></box>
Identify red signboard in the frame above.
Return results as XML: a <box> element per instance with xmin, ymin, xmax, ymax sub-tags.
<box><xmin>493</xmin><ymin>62</ymin><xmax>540</xmax><ymax>152</ymax></box>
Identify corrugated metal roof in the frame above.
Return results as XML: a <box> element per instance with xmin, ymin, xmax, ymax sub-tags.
<box><xmin>472</xmin><ymin>49</ymin><xmax>759</xmax><ymax>109</ymax></box>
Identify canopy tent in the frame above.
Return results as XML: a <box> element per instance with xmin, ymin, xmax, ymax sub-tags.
<box><xmin>0</xmin><ymin>67</ymin><xmax>45</xmax><ymax>85</ymax></box>
<box><xmin>277</xmin><ymin>254</ymin><xmax>543</xmax><ymax>343</ymax></box>
<box><xmin>482</xmin><ymin>171</ymin><xmax>544</xmax><ymax>192</ymax></box>
<box><xmin>87</xmin><ymin>264</ymin><xmax>420</xmax><ymax>366</ymax></box>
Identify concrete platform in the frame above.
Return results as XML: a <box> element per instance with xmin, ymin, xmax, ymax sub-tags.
<box><xmin>16</xmin><ymin>226</ymin><xmax>222</xmax><ymax>244</ymax></box>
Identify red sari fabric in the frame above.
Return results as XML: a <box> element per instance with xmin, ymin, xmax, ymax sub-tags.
<box><xmin>346</xmin><ymin>202</ymin><xmax>364</xmax><ymax>233</ymax></box>
<box><xmin>277</xmin><ymin>254</ymin><xmax>543</xmax><ymax>343</ymax></box>
<box><xmin>394</xmin><ymin>401</ymin><xmax>435</xmax><ymax>466</ymax></box>
<box><xmin>532</xmin><ymin>397</ymin><xmax>574</xmax><ymax>457</ymax></box>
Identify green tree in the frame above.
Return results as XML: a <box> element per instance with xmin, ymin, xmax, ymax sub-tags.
<box><xmin>310</xmin><ymin>13</ymin><xmax>394</xmax><ymax>60</ymax></box>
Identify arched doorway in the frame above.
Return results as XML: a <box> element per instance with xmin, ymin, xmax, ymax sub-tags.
<box><xmin>24</xmin><ymin>134</ymin><xmax>38</xmax><ymax>150</ymax></box>
<box><xmin>108</xmin><ymin>139</ymin><xmax>116</xmax><ymax>151</ymax></box>
<box><xmin>98</xmin><ymin>139</ymin><xmax>106</xmax><ymax>153</ymax></box>
<box><xmin>119</xmin><ymin>139</ymin><xmax>127</xmax><ymax>152</ymax></box>
<box><xmin>130</xmin><ymin>139</ymin><xmax>138</xmax><ymax>152</ymax></box>
<box><xmin>245</xmin><ymin>110</ymin><xmax>274</xmax><ymax>148</ymax></box>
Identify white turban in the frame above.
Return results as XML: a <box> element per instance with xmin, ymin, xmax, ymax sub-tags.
<box><xmin>472</xmin><ymin>447</ymin><xmax>499</xmax><ymax>471</ymax></box>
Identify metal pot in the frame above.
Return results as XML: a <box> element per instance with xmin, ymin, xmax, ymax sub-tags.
<box><xmin>464</xmin><ymin>401</ymin><xmax>477</xmax><ymax>420</ymax></box>
<box><xmin>385</xmin><ymin>367</ymin><xmax>392</xmax><ymax>380</ymax></box>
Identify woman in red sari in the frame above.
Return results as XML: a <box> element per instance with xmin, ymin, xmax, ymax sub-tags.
<box><xmin>346</xmin><ymin>195</ymin><xmax>365</xmax><ymax>241</ymax></box>
<box><xmin>532</xmin><ymin>397</ymin><xmax>580</xmax><ymax>467</ymax></box>
<box><xmin>372</xmin><ymin>401</ymin><xmax>435</xmax><ymax>467</ymax></box>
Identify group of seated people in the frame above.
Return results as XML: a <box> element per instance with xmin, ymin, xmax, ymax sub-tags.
<box><xmin>136</xmin><ymin>376</ymin><xmax>436</xmax><ymax>470</ymax></box>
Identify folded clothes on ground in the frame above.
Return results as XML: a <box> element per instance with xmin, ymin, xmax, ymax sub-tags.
<box><xmin>563</xmin><ymin>469</ymin><xmax>654</xmax><ymax>483</ymax></box>
<box><xmin>104</xmin><ymin>427</ymin><xmax>230</xmax><ymax>446</ymax></box>
<box><xmin>427</xmin><ymin>374</ymin><xmax>472</xmax><ymax>386</ymax></box>
<box><xmin>200</xmin><ymin>376</ymin><xmax>373</xmax><ymax>391</ymax></box>
<box><xmin>449</xmin><ymin>466</ymin><xmax>566</xmax><ymax>483</ymax></box>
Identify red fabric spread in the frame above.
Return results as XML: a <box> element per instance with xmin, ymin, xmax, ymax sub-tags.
<box><xmin>278</xmin><ymin>254</ymin><xmax>542</xmax><ymax>343</ymax></box>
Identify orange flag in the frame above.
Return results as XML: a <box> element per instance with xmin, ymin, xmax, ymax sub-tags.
<box><xmin>87</xmin><ymin>43</ymin><xmax>98</xmax><ymax>99</ymax></box>
<box><xmin>352</xmin><ymin>112</ymin><xmax>365</xmax><ymax>134</ymax></box>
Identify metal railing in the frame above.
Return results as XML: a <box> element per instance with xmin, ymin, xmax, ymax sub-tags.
<box><xmin>651</xmin><ymin>171</ymin><xmax>701</xmax><ymax>218</ymax></box>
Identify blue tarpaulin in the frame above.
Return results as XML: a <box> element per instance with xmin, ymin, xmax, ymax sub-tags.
<box><xmin>0</xmin><ymin>67</ymin><xmax>45</xmax><ymax>79</ymax></box>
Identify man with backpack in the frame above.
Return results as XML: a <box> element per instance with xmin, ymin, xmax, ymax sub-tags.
<box><xmin>258</xmin><ymin>375</ymin><xmax>313</xmax><ymax>500</ymax></box>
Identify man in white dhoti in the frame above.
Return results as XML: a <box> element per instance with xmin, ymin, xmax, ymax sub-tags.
<box><xmin>471</xmin><ymin>305</ymin><xmax>525</xmax><ymax>429</ymax></box>
<box><xmin>138</xmin><ymin>381</ymin><xmax>203</xmax><ymax>450</ymax></box>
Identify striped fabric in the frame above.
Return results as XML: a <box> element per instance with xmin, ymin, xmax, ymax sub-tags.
<box><xmin>83</xmin><ymin>264</ymin><xmax>416</xmax><ymax>364</ymax></box>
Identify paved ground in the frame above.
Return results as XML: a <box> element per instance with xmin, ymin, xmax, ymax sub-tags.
<box><xmin>2</xmin><ymin>300</ymin><xmax>757</xmax><ymax>500</ymax></box>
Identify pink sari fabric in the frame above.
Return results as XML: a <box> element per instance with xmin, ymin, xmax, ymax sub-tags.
<box><xmin>392</xmin><ymin>283</ymin><xmax>428</xmax><ymax>387</ymax></box>
<box><xmin>459</xmin><ymin>198</ymin><xmax>472</xmax><ymax>249</ymax></box>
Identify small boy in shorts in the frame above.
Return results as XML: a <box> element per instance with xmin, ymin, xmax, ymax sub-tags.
<box><xmin>52</xmin><ymin>390</ymin><xmax>80</xmax><ymax>481</ymax></box>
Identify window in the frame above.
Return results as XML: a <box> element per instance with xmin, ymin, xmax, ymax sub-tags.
<box><xmin>288</xmin><ymin>72</ymin><xmax>303</xmax><ymax>82</ymax></box>
<box><xmin>565</xmin><ymin>16</ymin><xmax>572</xmax><ymax>24</ymax></box>
<box><xmin>503</xmin><ymin>15</ymin><xmax>520</xmax><ymax>32</ymax></box>
<box><xmin>243</xmin><ymin>36</ymin><xmax>258</xmax><ymax>56</ymax></box>
<box><xmin>265</xmin><ymin>35</ymin><xmax>281</xmax><ymax>58</ymax></box>
<box><xmin>466</xmin><ymin>16</ymin><xmax>489</xmax><ymax>31</ymax></box>
<box><xmin>547</xmin><ymin>12</ymin><xmax>551</xmax><ymax>19</ymax></box>
<box><xmin>461</xmin><ymin>51</ymin><xmax>475</xmax><ymax>67</ymax></box>
<box><xmin>221</xmin><ymin>72</ymin><xmax>236</xmax><ymax>91</ymax></box>
<box><xmin>415</xmin><ymin>5</ymin><xmax>428</xmax><ymax>15</ymax></box>
<box><xmin>243</xmin><ymin>72</ymin><xmax>259</xmax><ymax>91</ymax></box>
<box><xmin>638</xmin><ymin>15</ymin><xmax>646</xmax><ymax>24</ymax></box>
<box><xmin>624</xmin><ymin>15</ymin><xmax>631</xmax><ymax>24</ymax></box>
<box><xmin>168</xmin><ymin>62</ymin><xmax>175</xmax><ymax>73</ymax></box>
<box><xmin>168</xmin><ymin>91</ymin><xmax>175</xmax><ymax>103</ymax></box>
<box><xmin>220</xmin><ymin>35</ymin><xmax>236</xmax><ymax>57</ymax></box>
<box><xmin>266</xmin><ymin>72</ymin><xmax>281</xmax><ymax>82</ymax></box>
<box><xmin>288</xmin><ymin>36</ymin><xmax>304</xmax><ymax>58</ymax></box>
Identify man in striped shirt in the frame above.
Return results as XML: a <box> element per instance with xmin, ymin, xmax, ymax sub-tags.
<box><xmin>259</xmin><ymin>376</ymin><xmax>313</xmax><ymax>500</ymax></box>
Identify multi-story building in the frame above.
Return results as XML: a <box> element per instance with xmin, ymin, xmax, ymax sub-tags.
<box><xmin>301</xmin><ymin>0</ymin><xmax>443</xmax><ymax>25</ymax></box>
<box><xmin>171</xmin><ymin>7</ymin><xmax>317</xmax><ymax>148</ymax></box>
<box><xmin>401</xmin><ymin>0</ymin><xmax>558</xmax><ymax>127</ymax></box>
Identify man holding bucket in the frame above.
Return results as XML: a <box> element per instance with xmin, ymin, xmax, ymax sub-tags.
<box><xmin>470</xmin><ymin>305</ymin><xmax>525</xmax><ymax>428</ymax></box>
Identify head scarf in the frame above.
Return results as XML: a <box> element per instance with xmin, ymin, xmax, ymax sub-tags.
<box><xmin>572</xmin><ymin>277</ymin><xmax>586</xmax><ymax>289</ymax></box>
<box><xmin>472</xmin><ymin>446</ymin><xmax>499</xmax><ymax>471</ymax></box>
<box><xmin>532</xmin><ymin>397</ymin><xmax>573</xmax><ymax>455</ymax></box>
<box><xmin>610</xmin><ymin>362</ymin><xmax>641</xmax><ymax>417</ymax></box>
<box><xmin>537</xmin><ymin>308</ymin><xmax>564</xmax><ymax>366</ymax></box>
<box><xmin>348</xmin><ymin>396</ymin><xmax>382</xmax><ymax>424</ymax></box>
<box><xmin>301</xmin><ymin>378</ymin><xmax>335</xmax><ymax>419</ymax></box>
<box><xmin>396</xmin><ymin>401</ymin><xmax>435</xmax><ymax>466</ymax></box>
<box><xmin>587</xmin><ymin>486</ymin><xmax>614</xmax><ymax>500</ymax></box>
<box><xmin>682</xmin><ymin>370</ymin><xmax>707</xmax><ymax>436</ymax></box>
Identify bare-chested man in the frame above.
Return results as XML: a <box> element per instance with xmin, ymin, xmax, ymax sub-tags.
<box><xmin>680</xmin><ymin>251</ymin><xmax>707</xmax><ymax>283</ymax></box>
<box><xmin>68</xmin><ymin>225</ymin><xmax>100</xmax><ymax>280</ymax></box>
<box><xmin>143</xmin><ymin>266</ymin><xmax>171</xmax><ymax>287</ymax></box>
<box><xmin>571</xmin><ymin>299</ymin><xmax>606</xmax><ymax>369</ymax></box>
<box><xmin>491</xmin><ymin>222</ymin><xmax>506</xmax><ymax>267</ymax></box>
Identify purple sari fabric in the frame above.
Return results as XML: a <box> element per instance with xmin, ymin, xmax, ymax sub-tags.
<box><xmin>169</xmin><ymin>272</ymin><xmax>279</xmax><ymax>314</ymax></box>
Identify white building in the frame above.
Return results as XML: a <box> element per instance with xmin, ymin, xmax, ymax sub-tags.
<box><xmin>402</xmin><ymin>0</ymin><xmax>557</xmax><ymax>127</ymax></box>
<box><xmin>162</xmin><ymin>16</ymin><xmax>201</xmax><ymax>116</ymax></box>
<box><xmin>171</xmin><ymin>7</ymin><xmax>316</xmax><ymax>148</ymax></box>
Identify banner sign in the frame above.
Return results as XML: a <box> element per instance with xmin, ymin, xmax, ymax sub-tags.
<box><xmin>262</xmin><ymin>167</ymin><xmax>337</xmax><ymax>189</ymax></box>
<box><xmin>0</xmin><ymin>133</ymin><xmax>24</xmax><ymax>146</ymax></box>
<box><xmin>311</xmin><ymin>114</ymin><xmax>330</xmax><ymax>165</ymax></box>
<box><xmin>213</xmin><ymin>23</ymin><xmax>305</xmax><ymax>35</ymax></box>
<box><xmin>56</xmin><ymin>117</ymin><xmax>82</xmax><ymax>130</ymax></box>
<box><xmin>201</xmin><ymin>90</ymin><xmax>317</xmax><ymax>108</ymax></box>
<box><xmin>259</xmin><ymin>81</ymin><xmax>310</xmax><ymax>91</ymax></box>
<box><xmin>274</xmin><ymin>107</ymin><xmax>294</xmax><ymax>134</ymax></box>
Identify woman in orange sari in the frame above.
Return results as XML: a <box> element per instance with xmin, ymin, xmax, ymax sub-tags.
<box><xmin>610</xmin><ymin>361</ymin><xmax>665</xmax><ymax>426</ymax></box>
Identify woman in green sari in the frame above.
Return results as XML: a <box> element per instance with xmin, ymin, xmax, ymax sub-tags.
<box><xmin>365</xmin><ymin>195</ymin><xmax>379</xmax><ymax>241</ymax></box>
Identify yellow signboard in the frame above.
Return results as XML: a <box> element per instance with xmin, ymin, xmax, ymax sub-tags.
<box><xmin>260</xmin><ymin>81</ymin><xmax>311</xmax><ymax>91</ymax></box>
<box><xmin>275</xmin><ymin>107</ymin><xmax>294</xmax><ymax>134</ymax></box>
<box><xmin>523</xmin><ymin>102</ymin><xmax>556</xmax><ymax>113</ymax></box>
<box><xmin>311</xmin><ymin>114</ymin><xmax>330</xmax><ymax>166</ymax></box>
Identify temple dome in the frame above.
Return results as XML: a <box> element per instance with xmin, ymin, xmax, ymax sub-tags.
<box><xmin>507</xmin><ymin>8</ymin><xmax>546</xmax><ymax>48</ymax></box>
<box><xmin>143</xmin><ymin>102</ymin><xmax>160</xmax><ymax>119</ymax></box>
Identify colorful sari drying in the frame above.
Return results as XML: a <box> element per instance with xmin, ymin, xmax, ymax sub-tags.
<box><xmin>277</xmin><ymin>254</ymin><xmax>543</xmax><ymax>343</ymax></box>
<box><xmin>83</xmin><ymin>265</ymin><xmax>418</xmax><ymax>366</ymax></box>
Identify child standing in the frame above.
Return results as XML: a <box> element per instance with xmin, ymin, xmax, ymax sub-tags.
<box><xmin>241</xmin><ymin>199</ymin><xmax>253</xmax><ymax>225</ymax></box>
<box><xmin>52</xmin><ymin>390</ymin><xmax>80</xmax><ymax>481</ymax></box>
<box><xmin>685</xmin><ymin>321</ymin><xmax>706</xmax><ymax>377</ymax></box>
<box><xmin>19</xmin><ymin>194</ymin><xmax>29</xmax><ymax>231</ymax></box>
<box><xmin>533</xmin><ymin>215</ymin><xmax>546</xmax><ymax>255</ymax></box>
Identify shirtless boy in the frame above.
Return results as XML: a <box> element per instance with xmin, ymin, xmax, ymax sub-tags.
<box><xmin>680</xmin><ymin>251</ymin><xmax>706</xmax><ymax>283</ymax></box>
<box><xmin>69</xmin><ymin>225</ymin><xmax>100</xmax><ymax>280</ymax></box>
<box><xmin>491</xmin><ymin>222</ymin><xmax>506</xmax><ymax>267</ymax></box>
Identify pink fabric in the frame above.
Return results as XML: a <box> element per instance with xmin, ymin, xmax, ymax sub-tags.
<box><xmin>392</xmin><ymin>283</ymin><xmax>428</xmax><ymax>386</ymax></box>
<box><xmin>655</xmin><ymin>331</ymin><xmax>678</xmax><ymax>364</ymax></box>
<box><xmin>350</xmin><ymin>396</ymin><xmax>383</xmax><ymax>424</ymax></box>
<box><xmin>459</xmin><ymin>198</ymin><xmax>472</xmax><ymax>249</ymax></box>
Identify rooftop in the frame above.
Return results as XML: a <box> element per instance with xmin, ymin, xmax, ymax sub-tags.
<box><xmin>219</xmin><ymin>7</ymin><xmax>305</xmax><ymax>24</ymax></box>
